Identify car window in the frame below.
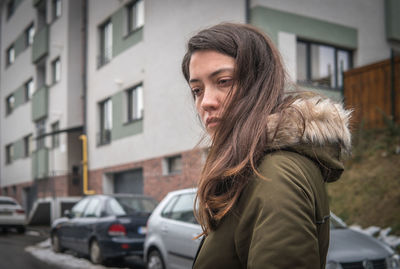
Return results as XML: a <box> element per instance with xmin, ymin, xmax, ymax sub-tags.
<box><xmin>168</xmin><ymin>193</ymin><xmax>197</xmax><ymax>224</ymax></box>
<box><xmin>107</xmin><ymin>198</ymin><xmax>126</xmax><ymax>216</ymax></box>
<box><xmin>71</xmin><ymin>198</ymin><xmax>90</xmax><ymax>218</ymax></box>
<box><xmin>114</xmin><ymin>197</ymin><xmax>157</xmax><ymax>214</ymax></box>
<box><xmin>161</xmin><ymin>195</ymin><xmax>179</xmax><ymax>218</ymax></box>
<box><xmin>83</xmin><ymin>198</ymin><xmax>101</xmax><ymax>218</ymax></box>
<box><xmin>0</xmin><ymin>200</ymin><xmax>17</xmax><ymax>205</ymax></box>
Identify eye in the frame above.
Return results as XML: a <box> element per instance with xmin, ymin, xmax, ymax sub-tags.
<box><xmin>191</xmin><ymin>87</ymin><xmax>202</xmax><ymax>97</ymax></box>
<box><xmin>218</xmin><ymin>78</ymin><xmax>233</xmax><ymax>87</ymax></box>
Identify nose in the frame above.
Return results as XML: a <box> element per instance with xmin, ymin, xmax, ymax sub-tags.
<box><xmin>200</xmin><ymin>87</ymin><xmax>220</xmax><ymax>112</ymax></box>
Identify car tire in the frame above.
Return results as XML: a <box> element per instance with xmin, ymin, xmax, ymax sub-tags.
<box><xmin>51</xmin><ymin>233</ymin><xmax>64</xmax><ymax>253</ymax></box>
<box><xmin>90</xmin><ymin>239</ymin><xmax>103</xmax><ymax>264</ymax></box>
<box><xmin>147</xmin><ymin>249</ymin><xmax>165</xmax><ymax>269</ymax></box>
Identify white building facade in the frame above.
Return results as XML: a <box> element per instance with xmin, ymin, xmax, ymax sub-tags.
<box><xmin>1</xmin><ymin>0</ymin><xmax>398</xmax><ymax>207</ymax></box>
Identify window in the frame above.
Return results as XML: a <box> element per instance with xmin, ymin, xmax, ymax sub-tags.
<box><xmin>25</xmin><ymin>24</ymin><xmax>35</xmax><ymax>47</ymax></box>
<box><xmin>52</xmin><ymin>0</ymin><xmax>61</xmax><ymax>21</ymax></box>
<box><xmin>127</xmin><ymin>84</ymin><xmax>144</xmax><ymax>121</ymax></box>
<box><xmin>7</xmin><ymin>0</ymin><xmax>15</xmax><ymax>20</ymax></box>
<box><xmin>162</xmin><ymin>193</ymin><xmax>197</xmax><ymax>224</ymax></box>
<box><xmin>6</xmin><ymin>95</ymin><xmax>15</xmax><ymax>115</ymax></box>
<box><xmin>52</xmin><ymin>57</ymin><xmax>61</xmax><ymax>83</ymax></box>
<box><xmin>51</xmin><ymin>121</ymin><xmax>60</xmax><ymax>148</ymax></box>
<box><xmin>36</xmin><ymin>119</ymin><xmax>46</xmax><ymax>149</ymax></box>
<box><xmin>12</xmin><ymin>186</ymin><xmax>16</xmax><ymax>196</ymax></box>
<box><xmin>164</xmin><ymin>155</ymin><xmax>182</xmax><ymax>175</ymax></box>
<box><xmin>98</xmin><ymin>99</ymin><xmax>112</xmax><ymax>145</ymax></box>
<box><xmin>71</xmin><ymin>198</ymin><xmax>90</xmax><ymax>218</ymax></box>
<box><xmin>296</xmin><ymin>40</ymin><xmax>352</xmax><ymax>89</ymax></box>
<box><xmin>24</xmin><ymin>134</ymin><xmax>33</xmax><ymax>157</ymax></box>
<box><xmin>25</xmin><ymin>79</ymin><xmax>35</xmax><ymax>101</ymax></box>
<box><xmin>6</xmin><ymin>144</ymin><xmax>14</xmax><ymax>164</ymax></box>
<box><xmin>99</xmin><ymin>20</ymin><xmax>112</xmax><ymax>67</ymax></box>
<box><xmin>83</xmin><ymin>198</ymin><xmax>101</xmax><ymax>218</ymax></box>
<box><xmin>127</xmin><ymin>0</ymin><xmax>144</xmax><ymax>34</ymax></box>
<box><xmin>6</xmin><ymin>45</ymin><xmax>15</xmax><ymax>66</ymax></box>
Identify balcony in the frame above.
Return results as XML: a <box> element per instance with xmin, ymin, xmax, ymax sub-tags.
<box><xmin>32</xmin><ymin>25</ymin><xmax>48</xmax><ymax>63</ymax></box>
<box><xmin>32</xmin><ymin>86</ymin><xmax>48</xmax><ymax>121</ymax></box>
<box><xmin>32</xmin><ymin>147</ymin><xmax>49</xmax><ymax>179</ymax></box>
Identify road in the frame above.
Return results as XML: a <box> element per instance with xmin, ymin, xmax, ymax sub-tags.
<box><xmin>0</xmin><ymin>228</ymin><xmax>61</xmax><ymax>269</ymax></box>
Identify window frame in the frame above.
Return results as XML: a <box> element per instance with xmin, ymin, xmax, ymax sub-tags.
<box><xmin>51</xmin><ymin>121</ymin><xmax>60</xmax><ymax>148</ymax></box>
<box><xmin>6</xmin><ymin>45</ymin><xmax>15</xmax><ymax>66</ymax></box>
<box><xmin>52</xmin><ymin>0</ymin><xmax>62</xmax><ymax>21</ymax></box>
<box><xmin>25</xmin><ymin>78</ymin><xmax>35</xmax><ymax>102</ymax></box>
<box><xmin>52</xmin><ymin>57</ymin><xmax>61</xmax><ymax>84</ymax></box>
<box><xmin>98</xmin><ymin>20</ymin><xmax>113</xmax><ymax>67</ymax></box>
<box><xmin>23</xmin><ymin>134</ymin><xmax>33</xmax><ymax>158</ymax></box>
<box><xmin>5</xmin><ymin>144</ymin><xmax>14</xmax><ymax>165</ymax></box>
<box><xmin>126</xmin><ymin>0</ymin><xmax>144</xmax><ymax>34</ymax></box>
<box><xmin>127</xmin><ymin>84</ymin><xmax>144</xmax><ymax>122</ymax></box>
<box><xmin>98</xmin><ymin>98</ymin><xmax>112</xmax><ymax>146</ymax></box>
<box><xmin>25</xmin><ymin>23</ymin><xmax>35</xmax><ymax>47</ymax></box>
<box><xmin>164</xmin><ymin>155</ymin><xmax>182</xmax><ymax>175</ymax></box>
<box><xmin>296</xmin><ymin>39</ymin><xmax>353</xmax><ymax>90</ymax></box>
<box><xmin>6</xmin><ymin>94</ymin><xmax>15</xmax><ymax>115</ymax></box>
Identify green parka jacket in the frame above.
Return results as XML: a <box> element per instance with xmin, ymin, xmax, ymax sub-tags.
<box><xmin>193</xmin><ymin>97</ymin><xmax>352</xmax><ymax>269</ymax></box>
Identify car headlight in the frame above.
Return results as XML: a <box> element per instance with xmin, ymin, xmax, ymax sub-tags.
<box><xmin>326</xmin><ymin>261</ymin><xmax>343</xmax><ymax>269</ymax></box>
<box><xmin>387</xmin><ymin>254</ymin><xmax>400</xmax><ymax>269</ymax></box>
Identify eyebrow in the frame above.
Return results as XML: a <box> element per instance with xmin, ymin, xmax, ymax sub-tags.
<box><xmin>189</xmin><ymin>68</ymin><xmax>234</xmax><ymax>84</ymax></box>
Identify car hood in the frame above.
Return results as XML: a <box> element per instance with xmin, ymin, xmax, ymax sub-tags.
<box><xmin>327</xmin><ymin>228</ymin><xmax>393</xmax><ymax>263</ymax></box>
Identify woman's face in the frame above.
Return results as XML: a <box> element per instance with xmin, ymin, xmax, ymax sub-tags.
<box><xmin>188</xmin><ymin>50</ymin><xmax>235</xmax><ymax>136</ymax></box>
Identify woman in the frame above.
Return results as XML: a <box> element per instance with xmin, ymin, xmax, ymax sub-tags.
<box><xmin>182</xmin><ymin>23</ymin><xmax>351</xmax><ymax>269</ymax></box>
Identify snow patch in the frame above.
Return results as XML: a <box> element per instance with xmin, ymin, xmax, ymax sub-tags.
<box><xmin>349</xmin><ymin>225</ymin><xmax>400</xmax><ymax>249</ymax></box>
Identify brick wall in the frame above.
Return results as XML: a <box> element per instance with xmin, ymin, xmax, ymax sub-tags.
<box><xmin>88</xmin><ymin>147</ymin><xmax>205</xmax><ymax>201</ymax></box>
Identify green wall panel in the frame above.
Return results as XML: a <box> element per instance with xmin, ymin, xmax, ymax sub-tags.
<box><xmin>32</xmin><ymin>25</ymin><xmax>48</xmax><ymax>63</ymax></box>
<box><xmin>251</xmin><ymin>6</ymin><xmax>357</xmax><ymax>49</ymax></box>
<box><xmin>13</xmin><ymin>139</ymin><xmax>24</xmax><ymax>160</ymax></box>
<box><xmin>111</xmin><ymin>91</ymin><xmax>143</xmax><ymax>141</ymax></box>
<box><xmin>32</xmin><ymin>147</ymin><xmax>48</xmax><ymax>179</ymax></box>
<box><xmin>385</xmin><ymin>0</ymin><xmax>400</xmax><ymax>41</ymax></box>
<box><xmin>32</xmin><ymin>86</ymin><xmax>48</xmax><ymax>121</ymax></box>
<box><xmin>14</xmin><ymin>32</ymin><xmax>26</xmax><ymax>57</ymax></box>
<box><xmin>111</xmin><ymin>8</ymin><xmax>143</xmax><ymax>58</ymax></box>
<box><xmin>14</xmin><ymin>85</ymin><xmax>25</xmax><ymax>107</ymax></box>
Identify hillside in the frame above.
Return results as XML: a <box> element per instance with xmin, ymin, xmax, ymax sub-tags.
<box><xmin>327</xmin><ymin>123</ymin><xmax>400</xmax><ymax>237</ymax></box>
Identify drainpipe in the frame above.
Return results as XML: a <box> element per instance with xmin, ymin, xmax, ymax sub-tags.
<box><xmin>390</xmin><ymin>49</ymin><xmax>396</xmax><ymax>123</ymax></box>
<box><xmin>80</xmin><ymin>0</ymin><xmax>94</xmax><ymax>195</ymax></box>
<box><xmin>245</xmin><ymin>0</ymin><xmax>251</xmax><ymax>24</ymax></box>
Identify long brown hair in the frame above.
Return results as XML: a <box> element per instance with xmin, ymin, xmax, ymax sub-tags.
<box><xmin>182</xmin><ymin>23</ymin><xmax>295</xmax><ymax>235</ymax></box>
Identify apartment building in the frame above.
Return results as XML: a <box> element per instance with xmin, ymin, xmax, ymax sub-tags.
<box><xmin>1</xmin><ymin>0</ymin><xmax>398</xmax><ymax>208</ymax></box>
<box><xmin>0</xmin><ymin>0</ymin><xmax>84</xmax><ymax>212</ymax></box>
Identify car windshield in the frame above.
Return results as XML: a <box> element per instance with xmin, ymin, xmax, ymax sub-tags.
<box><xmin>113</xmin><ymin>196</ymin><xmax>157</xmax><ymax>215</ymax></box>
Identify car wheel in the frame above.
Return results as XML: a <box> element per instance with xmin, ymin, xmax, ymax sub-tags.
<box><xmin>51</xmin><ymin>233</ymin><xmax>64</xmax><ymax>253</ymax></box>
<box><xmin>90</xmin><ymin>239</ymin><xmax>103</xmax><ymax>264</ymax></box>
<box><xmin>147</xmin><ymin>250</ymin><xmax>165</xmax><ymax>269</ymax></box>
<box><xmin>16</xmin><ymin>226</ymin><xmax>25</xmax><ymax>234</ymax></box>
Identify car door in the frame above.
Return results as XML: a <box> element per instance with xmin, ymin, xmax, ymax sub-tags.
<box><xmin>161</xmin><ymin>193</ymin><xmax>202</xmax><ymax>269</ymax></box>
<box><xmin>73</xmin><ymin>197</ymin><xmax>102</xmax><ymax>254</ymax></box>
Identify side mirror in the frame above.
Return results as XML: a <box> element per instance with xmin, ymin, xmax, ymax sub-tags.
<box><xmin>64</xmin><ymin>209</ymin><xmax>73</xmax><ymax>219</ymax></box>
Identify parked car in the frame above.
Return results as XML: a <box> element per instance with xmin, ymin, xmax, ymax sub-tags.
<box><xmin>0</xmin><ymin>196</ymin><xmax>26</xmax><ymax>234</ymax></box>
<box><xmin>144</xmin><ymin>188</ymin><xmax>400</xmax><ymax>269</ymax></box>
<box><xmin>51</xmin><ymin>193</ymin><xmax>158</xmax><ymax>264</ymax></box>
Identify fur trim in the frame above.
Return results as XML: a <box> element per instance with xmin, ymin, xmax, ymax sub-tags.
<box><xmin>267</xmin><ymin>97</ymin><xmax>352</xmax><ymax>153</ymax></box>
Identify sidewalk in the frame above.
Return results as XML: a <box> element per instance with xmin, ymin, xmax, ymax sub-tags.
<box><xmin>27</xmin><ymin>225</ymin><xmax>51</xmax><ymax>237</ymax></box>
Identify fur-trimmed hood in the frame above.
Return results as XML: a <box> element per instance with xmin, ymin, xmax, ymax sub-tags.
<box><xmin>267</xmin><ymin>96</ymin><xmax>352</xmax><ymax>182</ymax></box>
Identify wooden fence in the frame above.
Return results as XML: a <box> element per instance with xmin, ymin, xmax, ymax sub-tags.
<box><xmin>343</xmin><ymin>56</ymin><xmax>400</xmax><ymax>129</ymax></box>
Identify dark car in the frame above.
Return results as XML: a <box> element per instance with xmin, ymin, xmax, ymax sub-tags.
<box><xmin>51</xmin><ymin>194</ymin><xmax>157</xmax><ymax>264</ymax></box>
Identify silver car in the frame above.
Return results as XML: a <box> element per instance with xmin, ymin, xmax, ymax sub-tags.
<box><xmin>144</xmin><ymin>188</ymin><xmax>400</xmax><ymax>269</ymax></box>
<box><xmin>0</xmin><ymin>196</ymin><xmax>26</xmax><ymax>233</ymax></box>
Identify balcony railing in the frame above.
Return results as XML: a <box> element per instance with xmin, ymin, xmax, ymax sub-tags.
<box><xmin>32</xmin><ymin>147</ymin><xmax>49</xmax><ymax>179</ymax></box>
<box><xmin>97</xmin><ymin>129</ymin><xmax>111</xmax><ymax>146</ymax></box>
<box><xmin>32</xmin><ymin>25</ymin><xmax>48</xmax><ymax>63</ymax></box>
<box><xmin>31</xmin><ymin>86</ymin><xmax>48</xmax><ymax>121</ymax></box>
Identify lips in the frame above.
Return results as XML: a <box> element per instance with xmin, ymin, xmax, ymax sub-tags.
<box><xmin>205</xmin><ymin>117</ymin><xmax>220</xmax><ymax>128</ymax></box>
